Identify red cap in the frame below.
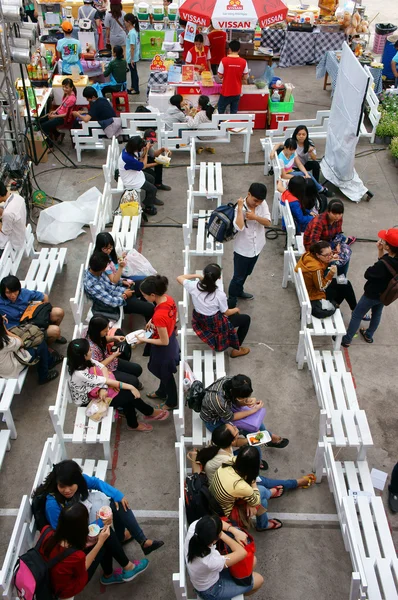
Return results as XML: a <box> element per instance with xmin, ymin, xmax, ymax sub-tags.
<box><xmin>144</xmin><ymin>129</ymin><xmax>157</xmax><ymax>141</ymax></box>
<box><xmin>378</xmin><ymin>229</ymin><xmax>398</xmax><ymax>246</ymax></box>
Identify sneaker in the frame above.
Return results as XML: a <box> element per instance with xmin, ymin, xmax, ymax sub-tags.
<box><xmin>238</xmin><ymin>292</ymin><xmax>254</xmax><ymax>300</ymax></box>
<box><xmin>230</xmin><ymin>347</ymin><xmax>250</xmax><ymax>358</ymax></box>
<box><xmin>346</xmin><ymin>236</ymin><xmax>357</xmax><ymax>246</ymax></box>
<box><xmin>55</xmin><ymin>336</ymin><xmax>67</xmax><ymax>344</ymax></box>
<box><xmin>122</xmin><ymin>559</ymin><xmax>149</xmax><ymax>582</ymax></box>
<box><xmin>142</xmin><ymin>539</ymin><xmax>164</xmax><ymax>556</ymax></box>
<box><xmin>156</xmin><ymin>183</ymin><xmax>171</xmax><ymax>191</ymax></box>
<box><xmin>39</xmin><ymin>369</ymin><xmax>59</xmax><ymax>385</ymax></box>
<box><xmin>143</xmin><ymin>205</ymin><xmax>157</xmax><ymax>216</ymax></box>
<box><xmin>101</xmin><ymin>571</ymin><xmax>124</xmax><ymax>585</ymax></box>
<box><xmin>153</xmin><ymin>198</ymin><xmax>164</xmax><ymax>206</ymax></box>
<box><xmin>389</xmin><ymin>490</ymin><xmax>398</xmax><ymax>513</ymax></box>
<box><xmin>322</xmin><ymin>186</ymin><xmax>333</xmax><ymax>197</ymax></box>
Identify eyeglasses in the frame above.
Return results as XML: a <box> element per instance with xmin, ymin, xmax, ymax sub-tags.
<box><xmin>320</xmin><ymin>252</ymin><xmax>333</xmax><ymax>257</ymax></box>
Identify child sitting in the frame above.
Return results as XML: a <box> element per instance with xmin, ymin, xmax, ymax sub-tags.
<box><xmin>186</xmin><ymin>94</ymin><xmax>216</xmax><ymax>154</ymax></box>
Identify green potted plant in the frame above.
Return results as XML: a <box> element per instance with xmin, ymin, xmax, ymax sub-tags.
<box><xmin>376</xmin><ymin>114</ymin><xmax>398</xmax><ymax>144</ymax></box>
<box><xmin>390</xmin><ymin>137</ymin><xmax>398</xmax><ymax>167</ymax></box>
<box><xmin>375</xmin><ymin>116</ymin><xmax>389</xmax><ymax>144</ymax></box>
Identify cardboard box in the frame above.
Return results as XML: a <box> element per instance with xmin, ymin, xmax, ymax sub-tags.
<box><xmin>27</xmin><ymin>132</ymin><xmax>48</xmax><ymax>163</ymax></box>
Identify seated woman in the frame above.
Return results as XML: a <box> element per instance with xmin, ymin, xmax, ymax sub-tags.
<box><xmin>33</xmin><ymin>458</ymin><xmax>164</xmax><ymax>556</ymax></box>
<box><xmin>295</xmin><ymin>241</ymin><xmax>358</xmax><ymax>319</ymax></box>
<box><xmin>278</xmin><ymin>176</ymin><xmax>316</xmax><ymax>234</ymax></box>
<box><xmin>86</xmin><ymin>315</ymin><xmax>143</xmax><ymax>389</ymax></box>
<box><xmin>40</xmin><ymin>78</ymin><xmax>76</xmax><ymax>148</ymax></box>
<box><xmin>163</xmin><ymin>94</ymin><xmax>189</xmax><ymax>131</ymax></box>
<box><xmin>38</xmin><ymin>502</ymin><xmax>148</xmax><ymax>592</ymax></box>
<box><xmin>0</xmin><ymin>275</ymin><xmax>66</xmax><ymax>344</ymax></box>
<box><xmin>199</xmin><ymin>374</ymin><xmax>288</xmax><ymax>470</ymax></box>
<box><xmin>118</xmin><ymin>136</ymin><xmax>161</xmax><ymax>217</ymax></box>
<box><xmin>193</xmin><ymin>422</ymin><xmax>315</xmax><ymax>493</ymax></box>
<box><xmin>0</xmin><ymin>314</ymin><xmax>61</xmax><ymax>384</ymax></box>
<box><xmin>185</xmin><ymin>514</ymin><xmax>264</xmax><ymax>600</ymax></box>
<box><xmin>94</xmin><ymin>231</ymin><xmax>146</xmax><ymax>287</ymax></box>
<box><xmin>186</xmin><ymin>94</ymin><xmax>216</xmax><ymax>154</ymax></box>
<box><xmin>102</xmin><ymin>45</ymin><xmax>127</xmax><ymax>96</ymax></box>
<box><xmin>177</xmin><ymin>264</ymin><xmax>251</xmax><ymax>358</ymax></box>
<box><xmin>67</xmin><ymin>338</ymin><xmax>169</xmax><ymax>433</ymax></box>
<box><xmin>272</xmin><ymin>125</ymin><xmax>320</xmax><ymax>181</ymax></box>
<box><xmin>270</xmin><ymin>138</ymin><xmax>329</xmax><ymax>196</ymax></box>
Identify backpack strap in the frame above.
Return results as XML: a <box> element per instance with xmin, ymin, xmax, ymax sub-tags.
<box><xmin>381</xmin><ymin>258</ymin><xmax>397</xmax><ymax>277</ymax></box>
<box><xmin>46</xmin><ymin>547</ymin><xmax>78</xmax><ymax>569</ymax></box>
<box><xmin>35</xmin><ymin>525</ymin><xmax>53</xmax><ymax>551</ymax></box>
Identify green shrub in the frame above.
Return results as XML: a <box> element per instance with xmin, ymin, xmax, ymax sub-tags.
<box><xmin>376</xmin><ymin>114</ymin><xmax>398</xmax><ymax>137</ymax></box>
<box><xmin>390</xmin><ymin>137</ymin><xmax>398</xmax><ymax>159</ymax></box>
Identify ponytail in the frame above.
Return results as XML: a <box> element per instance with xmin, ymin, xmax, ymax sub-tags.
<box><xmin>198</xmin><ymin>94</ymin><xmax>215</xmax><ymax>121</ymax></box>
<box><xmin>197</xmin><ymin>263</ymin><xmax>221</xmax><ymax>297</ymax></box>
<box><xmin>187</xmin><ymin>516</ymin><xmax>222</xmax><ymax>563</ymax></box>
<box><xmin>196</xmin><ymin>423</ymin><xmax>236</xmax><ymax>467</ymax></box>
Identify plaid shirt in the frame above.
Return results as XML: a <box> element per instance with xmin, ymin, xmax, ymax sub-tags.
<box><xmin>83</xmin><ymin>270</ymin><xmax>125</xmax><ymax>308</ymax></box>
<box><xmin>303</xmin><ymin>212</ymin><xmax>342</xmax><ymax>250</ymax></box>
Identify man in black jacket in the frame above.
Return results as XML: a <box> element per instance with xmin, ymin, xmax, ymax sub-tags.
<box><xmin>342</xmin><ymin>228</ymin><xmax>398</xmax><ymax>347</ymax></box>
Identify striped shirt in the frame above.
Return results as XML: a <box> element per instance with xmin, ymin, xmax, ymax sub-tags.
<box><xmin>209</xmin><ymin>465</ymin><xmax>260</xmax><ymax>517</ymax></box>
<box><xmin>200</xmin><ymin>377</ymin><xmax>233</xmax><ymax>424</ymax></box>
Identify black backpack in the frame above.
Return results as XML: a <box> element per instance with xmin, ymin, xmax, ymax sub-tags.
<box><xmin>186</xmin><ymin>377</ymin><xmax>229</xmax><ymax>413</ymax></box>
<box><xmin>184</xmin><ymin>472</ymin><xmax>223</xmax><ymax>525</ymax></box>
<box><xmin>13</xmin><ymin>526</ymin><xmax>77</xmax><ymax>600</ymax></box>
<box><xmin>31</xmin><ymin>494</ymin><xmax>49</xmax><ymax>532</ymax></box>
<box><xmin>206</xmin><ymin>203</ymin><xmax>237</xmax><ymax>243</ymax></box>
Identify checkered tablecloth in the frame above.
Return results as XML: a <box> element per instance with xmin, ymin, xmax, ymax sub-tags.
<box><xmin>316</xmin><ymin>50</ymin><xmax>383</xmax><ymax>95</ymax></box>
<box><xmin>260</xmin><ymin>28</ymin><xmax>345</xmax><ymax>68</ymax></box>
<box><xmin>147</xmin><ymin>71</ymin><xmax>169</xmax><ymax>98</ymax></box>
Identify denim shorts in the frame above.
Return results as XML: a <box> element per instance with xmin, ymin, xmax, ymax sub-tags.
<box><xmin>196</xmin><ymin>570</ymin><xmax>254</xmax><ymax>600</ymax></box>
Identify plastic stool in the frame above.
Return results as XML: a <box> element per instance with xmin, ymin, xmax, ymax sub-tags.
<box><xmin>112</xmin><ymin>91</ymin><xmax>129</xmax><ymax>116</ymax></box>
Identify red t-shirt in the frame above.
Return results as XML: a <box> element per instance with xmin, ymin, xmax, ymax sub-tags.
<box><xmin>152</xmin><ymin>295</ymin><xmax>177</xmax><ymax>338</ymax></box>
<box><xmin>38</xmin><ymin>528</ymin><xmax>88</xmax><ymax>599</ymax></box>
<box><xmin>208</xmin><ymin>30</ymin><xmax>227</xmax><ymax>65</ymax></box>
<box><xmin>218</xmin><ymin>55</ymin><xmax>248</xmax><ymax>97</ymax></box>
<box><xmin>180</xmin><ymin>31</ymin><xmax>194</xmax><ymax>62</ymax></box>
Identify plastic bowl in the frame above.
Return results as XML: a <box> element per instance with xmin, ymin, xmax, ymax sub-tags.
<box><xmin>254</xmin><ymin>80</ymin><xmax>266</xmax><ymax>89</ymax></box>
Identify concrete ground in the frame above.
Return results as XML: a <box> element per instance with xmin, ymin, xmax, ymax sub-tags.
<box><xmin>1</xmin><ymin>3</ymin><xmax>398</xmax><ymax>598</ymax></box>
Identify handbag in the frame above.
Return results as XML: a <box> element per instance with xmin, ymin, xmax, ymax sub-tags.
<box><xmin>122</xmin><ymin>248</ymin><xmax>157</xmax><ymax>278</ymax></box>
<box><xmin>106</xmin><ymin>327</ymin><xmax>132</xmax><ymax>361</ymax></box>
<box><xmin>13</xmin><ymin>348</ymin><xmax>39</xmax><ymax>366</ymax></box>
<box><xmin>217</xmin><ymin>522</ymin><xmax>256</xmax><ymax>586</ymax></box>
<box><xmin>88</xmin><ymin>365</ymin><xmax>118</xmax><ymax>400</ymax></box>
<box><xmin>120</xmin><ymin>190</ymin><xmax>140</xmax><ymax>217</ymax></box>
<box><xmin>9</xmin><ymin>323</ymin><xmax>44</xmax><ymax>349</ymax></box>
<box><xmin>231</xmin><ymin>404</ymin><xmax>266</xmax><ymax>434</ymax></box>
<box><xmin>20</xmin><ymin>302</ymin><xmax>52</xmax><ymax>330</ymax></box>
<box><xmin>92</xmin><ymin>299</ymin><xmax>120</xmax><ymax>320</ymax></box>
<box><xmin>85</xmin><ymin>396</ymin><xmax>112</xmax><ymax>422</ymax></box>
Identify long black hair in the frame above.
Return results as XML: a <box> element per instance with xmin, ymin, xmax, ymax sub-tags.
<box><xmin>198</xmin><ymin>95</ymin><xmax>215</xmax><ymax>121</ymax></box>
<box><xmin>67</xmin><ymin>338</ymin><xmax>93</xmax><ymax>375</ymax></box>
<box><xmin>125</xmin><ymin>135</ymin><xmax>146</xmax><ymax>155</ymax></box>
<box><xmin>95</xmin><ymin>231</ymin><xmax>118</xmax><ymax>264</ymax></box>
<box><xmin>140</xmin><ymin>274</ymin><xmax>168</xmax><ymax>297</ymax></box>
<box><xmin>223</xmin><ymin>375</ymin><xmax>252</xmax><ymax>405</ymax></box>
<box><xmin>292</xmin><ymin>125</ymin><xmax>313</xmax><ymax>154</ymax></box>
<box><xmin>232</xmin><ymin>445</ymin><xmax>260</xmax><ymax>484</ymax></box>
<box><xmin>87</xmin><ymin>315</ymin><xmax>109</xmax><ymax>355</ymax></box>
<box><xmin>286</xmin><ymin>176</ymin><xmax>307</xmax><ymax>209</ymax></box>
<box><xmin>304</xmin><ymin>178</ymin><xmax>317</xmax><ymax>211</ymax></box>
<box><xmin>42</xmin><ymin>503</ymin><xmax>89</xmax><ymax>556</ymax></box>
<box><xmin>0</xmin><ymin>315</ymin><xmax>10</xmax><ymax>351</ymax></box>
<box><xmin>197</xmin><ymin>263</ymin><xmax>221</xmax><ymax>298</ymax></box>
<box><xmin>62</xmin><ymin>77</ymin><xmax>77</xmax><ymax>97</ymax></box>
<box><xmin>187</xmin><ymin>515</ymin><xmax>222</xmax><ymax>563</ymax></box>
<box><xmin>124</xmin><ymin>12</ymin><xmax>140</xmax><ymax>32</ymax></box>
<box><xmin>196</xmin><ymin>424</ymin><xmax>236</xmax><ymax>467</ymax></box>
<box><xmin>170</xmin><ymin>94</ymin><xmax>184</xmax><ymax>112</ymax></box>
<box><xmin>32</xmin><ymin>459</ymin><xmax>89</xmax><ymax>503</ymax></box>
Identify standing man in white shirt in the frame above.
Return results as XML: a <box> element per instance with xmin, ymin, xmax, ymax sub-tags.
<box><xmin>0</xmin><ymin>182</ymin><xmax>27</xmax><ymax>252</ymax></box>
<box><xmin>228</xmin><ymin>183</ymin><xmax>270</xmax><ymax>308</ymax></box>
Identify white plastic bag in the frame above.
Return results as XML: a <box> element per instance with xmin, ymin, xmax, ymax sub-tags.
<box><xmin>36</xmin><ymin>187</ymin><xmax>101</xmax><ymax>244</ymax></box>
<box><xmin>122</xmin><ymin>249</ymin><xmax>157</xmax><ymax>277</ymax></box>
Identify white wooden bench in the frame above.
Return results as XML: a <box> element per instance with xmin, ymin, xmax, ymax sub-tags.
<box><xmin>0</xmin><ymin>225</ymin><xmax>35</xmax><ymax>282</ymax></box>
<box><xmin>183</xmin><ymin>210</ymin><xmax>224</xmax><ymax>267</ymax></box>
<box><xmin>282</xmin><ymin>247</ymin><xmax>346</xmax><ymax>350</ymax></box>
<box><xmin>0</xmin><ymin>429</ymin><xmax>11</xmax><ymax>470</ymax></box>
<box><xmin>187</xmin><ymin>139</ymin><xmax>223</xmax><ymax>205</ymax></box>
<box><xmin>49</xmin><ymin>359</ymin><xmax>114</xmax><ymax>465</ymax></box>
<box><xmin>260</xmin><ymin>137</ymin><xmax>283</xmax><ymax>225</ymax></box>
<box><xmin>111</xmin><ymin>213</ymin><xmax>142</xmax><ymax>252</ymax></box>
<box><xmin>280</xmin><ymin>200</ymin><xmax>305</xmax><ymax>254</ymax></box>
<box><xmin>173</xmin><ymin>441</ymin><xmax>243</xmax><ymax>600</ymax></box>
<box><xmin>0</xmin><ymin>369</ymin><xmax>29</xmax><ymax>442</ymax></box>
<box><xmin>89</xmin><ymin>182</ymin><xmax>113</xmax><ymax>243</ymax></box>
<box><xmin>20</xmin><ymin>247</ymin><xmax>68</xmax><ymax>295</ymax></box>
<box><xmin>162</xmin><ymin>114</ymin><xmax>254</xmax><ymax>164</ymax></box>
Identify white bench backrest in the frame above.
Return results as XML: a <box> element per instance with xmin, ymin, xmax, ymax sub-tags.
<box><xmin>187</xmin><ymin>138</ymin><xmax>197</xmax><ymax>187</ymax></box>
<box><xmin>120</xmin><ymin>112</ymin><xmax>162</xmax><ymax>137</ymax></box>
<box><xmin>49</xmin><ymin>359</ymin><xmax>70</xmax><ymax>436</ymax></box>
<box><xmin>31</xmin><ymin>434</ymin><xmax>64</xmax><ymax>497</ymax></box>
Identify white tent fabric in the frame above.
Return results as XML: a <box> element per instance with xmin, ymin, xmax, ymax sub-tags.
<box><xmin>320</xmin><ymin>42</ymin><xmax>369</xmax><ymax>203</ymax></box>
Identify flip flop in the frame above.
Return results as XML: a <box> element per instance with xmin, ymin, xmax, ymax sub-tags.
<box><xmin>270</xmin><ymin>485</ymin><xmax>284</xmax><ymax>498</ymax></box>
<box><xmin>144</xmin><ymin>409</ymin><xmax>169</xmax><ymax>421</ymax></box>
<box><xmin>359</xmin><ymin>328</ymin><xmax>373</xmax><ymax>343</ymax></box>
<box><xmin>266</xmin><ymin>438</ymin><xmax>289</xmax><ymax>449</ymax></box>
<box><xmin>146</xmin><ymin>392</ymin><xmax>167</xmax><ymax>400</ymax></box>
<box><xmin>301</xmin><ymin>474</ymin><xmax>317</xmax><ymax>488</ymax></box>
<box><xmin>260</xmin><ymin>459</ymin><xmax>268</xmax><ymax>471</ymax></box>
<box><xmin>127</xmin><ymin>423</ymin><xmax>153</xmax><ymax>433</ymax></box>
<box><xmin>257</xmin><ymin>518</ymin><xmax>283</xmax><ymax>532</ymax></box>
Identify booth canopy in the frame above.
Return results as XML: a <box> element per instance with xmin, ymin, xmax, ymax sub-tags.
<box><xmin>179</xmin><ymin>0</ymin><xmax>288</xmax><ymax>30</ymax></box>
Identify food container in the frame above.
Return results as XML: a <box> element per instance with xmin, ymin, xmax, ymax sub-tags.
<box><xmin>137</xmin><ymin>1</ymin><xmax>149</xmax><ymax>20</ymax></box>
<box><xmin>246</xmin><ymin>431</ymin><xmax>271</xmax><ymax>446</ymax></box>
<box><xmin>98</xmin><ymin>506</ymin><xmax>112</xmax><ymax>521</ymax></box>
<box><xmin>168</xmin><ymin>2</ymin><xmax>178</xmax><ymax>21</ymax></box>
<box><xmin>88</xmin><ymin>524</ymin><xmax>100</xmax><ymax>541</ymax></box>
<box><xmin>151</xmin><ymin>4</ymin><xmax>164</xmax><ymax>21</ymax></box>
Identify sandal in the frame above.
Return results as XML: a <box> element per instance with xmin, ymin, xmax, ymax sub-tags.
<box><xmin>301</xmin><ymin>474</ymin><xmax>317</xmax><ymax>488</ymax></box>
<box><xmin>257</xmin><ymin>518</ymin><xmax>283</xmax><ymax>532</ymax></box>
<box><xmin>144</xmin><ymin>409</ymin><xmax>169</xmax><ymax>421</ymax></box>
<box><xmin>187</xmin><ymin>450</ymin><xmax>198</xmax><ymax>463</ymax></box>
<box><xmin>260</xmin><ymin>459</ymin><xmax>268</xmax><ymax>471</ymax></box>
<box><xmin>266</xmin><ymin>437</ymin><xmax>289</xmax><ymax>449</ymax></box>
<box><xmin>270</xmin><ymin>485</ymin><xmax>284</xmax><ymax>498</ymax></box>
<box><xmin>360</xmin><ymin>328</ymin><xmax>373</xmax><ymax>343</ymax></box>
<box><xmin>197</xmin><ymin>146</ymin><xmax>204</xmax><ymax>154</ymax></box>
<box><xmin>127</xmin><ymin>423</ymin><xmax>153</xmax><ymax>432</ymax></box>
<box><xmin>146</xmin><ymin>392</ymin><xmax>167</xmax><ymax>400</ymax></box>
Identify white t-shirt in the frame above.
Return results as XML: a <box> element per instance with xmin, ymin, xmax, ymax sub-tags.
<box><xmin>69</xmin><ymin>359</ymin><xmax>107</xmax><ymax>406</ymax></box>
<box><xmin>233</xmin><ymin>200</ymin><xmax>271</xmax><ymax>258</ymax></box>
<box><xmin>183</xmin><ymin>279</ymin><xmax>228</xmax><ymax>316</ymax></box>
<box><xmin>0</xmin><ymin>192</ymin><xmax>27</xmax><ymax>250</ymax></box>
<box><xmin>118</xmin><ymin>152</ymin><xmax>145</xmax><ymax>190</ymax></box>
<box><xmin>184</xmin><ymin>520</ymin><xmax>227</xmax><ymax>592</ymax></box>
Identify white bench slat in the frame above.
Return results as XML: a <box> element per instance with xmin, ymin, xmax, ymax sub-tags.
<box><xmin>356</xmin><ymin>461</ymin><xmax>375</xmax><ymax>494</ymax></box>
<box><xmin>375</xmin><ymin>558</ymin><xmax>398</xmax><ymax>599</ymax></box>
<box><xmin>0</xmin><ymin>429</ymin><xmax>11</xmax><ymax>469</ymax></box>
<box><xmin>72</xmin><ymin>408</ymin><xmax>87</xmax><ymax>444</ymax></box>
<box><xmin>207</xmin><ymin>162</ymin><xmax>215</xmax><ymax>195</ymax></box>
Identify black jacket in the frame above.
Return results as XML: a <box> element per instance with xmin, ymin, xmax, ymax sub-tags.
<box><xmin>363</xmin><ymin>254</ymin><xmax>398</xmax><ymax>299</ymax></box>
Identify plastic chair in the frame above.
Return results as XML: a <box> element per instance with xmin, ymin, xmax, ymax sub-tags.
<box><xmin>112</xmin><ymin>90</ymin><xmax>129</xmax><ymax>116</ymax></box>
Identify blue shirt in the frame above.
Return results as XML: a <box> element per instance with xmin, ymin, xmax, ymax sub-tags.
<box><xmin>393</xmin><ymin>52</ymin><xmax>398</xmax><ymax>63</ymax></box>
<box><xmin>83</xmin><ymin>269</ymin><xmax>126</xmax><ymax>307</ymax></box>
<box><xmin>279</xmin><ymin>149</ymin><xmax>296</xmax><ymax>173</ymax></box>
<box><xmin>126</xmin><ymin>29</ymin><xmax>140</xmax><ymax>64</ymax></box>
<box><xmin>56</xmin><ymin>37</ymin><xmax>82</xmax><ymax>74</ymax></box>
<box><xmin>0</xmin><ymin>288</ymin><xmax>44</xmax><ymax>328</ymax></box>
<box><xmin>45</xmin><ymin>474</ymin><xmax>124</xmax><ymax>529</ymax></box>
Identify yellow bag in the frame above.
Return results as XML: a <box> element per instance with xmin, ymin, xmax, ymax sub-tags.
<box><xmin>120</xmin><ymin>189</ymin><xmax>141</xmax><ymax>217</ymax></box>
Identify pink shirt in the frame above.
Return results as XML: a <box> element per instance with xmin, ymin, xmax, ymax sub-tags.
<box><xmin>55</xmin><ymin>93</ymin><xmax>76</xmax><ymax>123</ymax></box>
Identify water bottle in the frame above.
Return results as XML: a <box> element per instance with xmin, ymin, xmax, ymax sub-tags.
<box><xmin>271</xmin><ymin>89</ymin><xmax>280</xmax><ymax>102</ymax></box>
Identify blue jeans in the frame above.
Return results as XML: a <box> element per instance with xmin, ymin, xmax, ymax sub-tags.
<box><xmin>342</xmin><ymin>294</ymin><xmax>384</xmax><ymax>344</ymax></box>
<box><xmin>218</xmin><ymin>94</ymin><xmax>240</xmax><ymax>115</ymax></box>
<box><xmin>27</xmin><ymin>341</ymin><xmax>52</xmax><ymax>383</ymax></box>
<box><xmin>129</xmin><ymin>63</ymin><xmax>139</xmax><ymax>93</ymax></box>
<box><xmin>228</xmin><ymin>252</ymin><xmax>259</xmax><ymax>308</ymax></box>
<box><xmin>257</xmin><ymin>475</ymin><xmax>298</xmax><ymax>501</ymax></box>
<box><xmin>110</xmin><ymin>499</ymin><xmax>146</xmax><ymax>546</ymax></box>
<box><xmin>292</xmin><ymin>169</ymin><xmax>323</xmax><ymax>193</ymax></box>
<box><xmin>196</xmin><ymin>569</ymin><xmax>254</xmax><ymax>599</ymax></box>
